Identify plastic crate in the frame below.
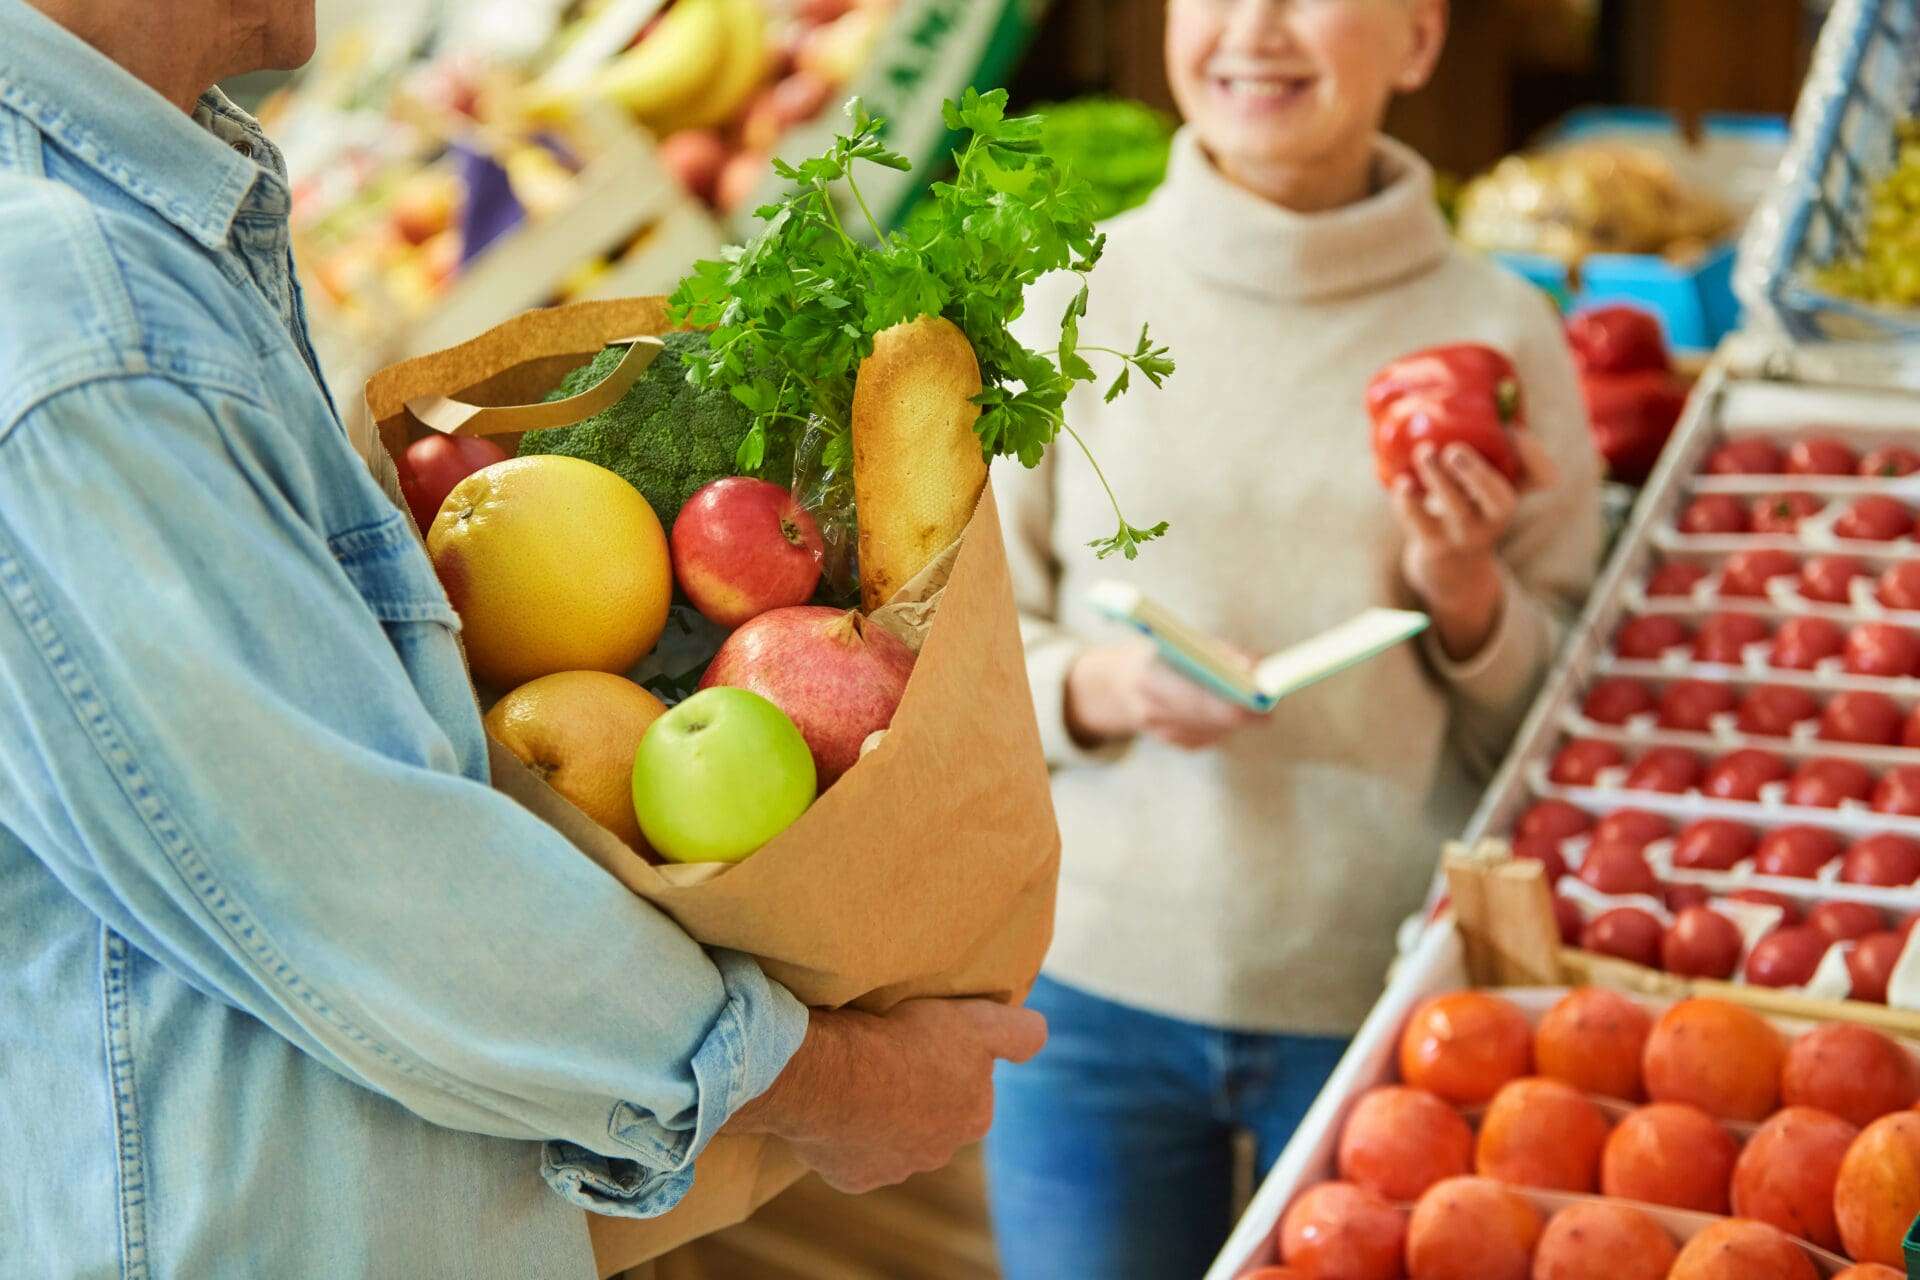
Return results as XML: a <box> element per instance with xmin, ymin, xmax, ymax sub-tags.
<box><xmin>1736</xmin><ymin>0</ymin><xmax>1920</xmax><ymax>341</ymax></box>
<box><xmin>1487</xmin><ymin>108</ymin><xmax>1788</xmax><ymax>353</ymax></box>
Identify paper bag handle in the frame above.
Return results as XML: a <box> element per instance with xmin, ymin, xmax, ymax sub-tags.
<box><xmin>404</xmin><ymin>335</ymin><xmax>664</xmax><ymax>438</ymax></box>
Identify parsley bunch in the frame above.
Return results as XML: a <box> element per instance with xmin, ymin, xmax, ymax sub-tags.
<box><xmin>667</xmin><ymin>90</ymin><xmax>1172</xmax><ymax>559</ymax></box>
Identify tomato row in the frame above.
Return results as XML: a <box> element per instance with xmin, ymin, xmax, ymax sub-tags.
<box><xmin>1706</xmin><ymin>435</ymin><xmax>1920</xmax><ymax>479</ymax></box>
<box><xmin>1550</xmin><ymin>737</ymin><xmax>1920</xmax><ymax>813</ymax></box>
<box><xmin>1582</xmin><ymin>676</ymin><xmax>1920</xmax><ymax>746</ymax></box>
<box><xmin>1647</xmin><ymin>552</ymin><xmax>1920</xmax><ymax>609</ymax></box>
<box><xmin>1615</xmin><ymin>610</ymin><xmax>1920</xmax><ymax>676</ymax></box>
<box><xmin>1679</xmin><ymin>491</ymin><xmax>1915</xmax><ymax>540</ymax></box>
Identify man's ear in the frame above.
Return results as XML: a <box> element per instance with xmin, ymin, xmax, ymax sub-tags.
<box><xmin>1395</xmin><ymin>0</ymin><xmax>1449</xmax><ymax>93</ymax></box>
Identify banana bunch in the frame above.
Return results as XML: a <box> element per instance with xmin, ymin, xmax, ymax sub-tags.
<box><xmin>568</xmin><ymin>0</ymin><xmax>769</xmax><ymax>136</ymax></box>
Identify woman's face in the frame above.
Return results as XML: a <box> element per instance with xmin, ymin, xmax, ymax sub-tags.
<box><xmin>1165</xmin><ymin>0</ymin><xmax>1443</xmax><ymax>178</ymax></box>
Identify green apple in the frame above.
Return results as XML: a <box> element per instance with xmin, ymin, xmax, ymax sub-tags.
<box><xmin>631</xmin><ymin>687</ymin><xmax>816</xmax><ymax>863</ymax></box>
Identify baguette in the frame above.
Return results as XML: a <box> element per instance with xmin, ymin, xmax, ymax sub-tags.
<box><xmin>850</xmin><ymin>314</ymin><xmax>987</xmax><ymax>613</ymax></box>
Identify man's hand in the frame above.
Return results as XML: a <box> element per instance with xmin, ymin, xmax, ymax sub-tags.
<box><xmin>1390</xmin><ymin>436</ymin><xmax>1557</xmax><ymax>661</ymax></box>
<box><xmin>729</xmin><ymin>998</ymin><xmax>1046</xmax><ymax>1194</ymax></box>
<box><xmin>1066</xmin><ymin>641</ymin><xmax>1261</xmax><ymax>750</ymax></box>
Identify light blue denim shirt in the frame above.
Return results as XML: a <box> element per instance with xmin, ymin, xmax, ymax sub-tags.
<box><xmin>0</xmin><ymin>5</ymin><xmax>808</xmax><ymax>1276</ymax></box>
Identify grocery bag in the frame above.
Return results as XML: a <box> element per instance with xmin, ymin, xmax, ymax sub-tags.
<box><xmin>358</xmin><ymin>296</ymin><xmax>1060</xmax><ymax>1272</ymax></box>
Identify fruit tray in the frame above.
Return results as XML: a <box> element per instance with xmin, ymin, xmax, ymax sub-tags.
<box><xmin>1459</xmin><ymin>359</ymin><xmax>1920</xmax><ymax>1004</ymax></box>
<box><xmin>1736</xmin><ymin>0</ymin><xmax>1920</xmax><ymax>343</ymax></box>
<box><xmin>1206</xmin><ymin>924</ymin><xmax>1920</xmax><ymax>1279</ymax></box>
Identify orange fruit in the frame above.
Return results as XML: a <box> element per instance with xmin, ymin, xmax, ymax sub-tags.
<box><xmin>1642</xmin><ymin>998</ymin><xmax>1784</xmax><ymax>1121</ymax></box>
<box><xmin>1277</xmin><ymin>1182</ymin><xmax>1406</xmax><ymax>1280</ymax></box>
<box><xmin>1531</xmin><ymin>1201</ymin><xmax>1676</xmax><ymax>1280</ymax></box>
<box><xmin>1474</xmin><ymin>1077</ymin><xmax>1609</xmax><ymax>1192</ymax></box>
<box><xmin>1832</xmin><ymin>1266</ymin><xmax>1903</xmax><ymax>1279</ymax></box>
<box><xmin>1835</xmin><ymin>1110</ymin><xmax>1920</xmax><ymax>1265</ymax></box>
<box><xmin>1780</xmin><ymin>1023</ymin><xmax>1920</xmax><ymax>1128</ymax></box>
<box><xmin>484</xmin><ymin>671</ymin><xmax>667</xmax><ymax>851</ymax></box>
<box><xmin>1600</xmin><ymin>1102</ymin><xmax>1737</xmax><ymax>1213</ymax></box>
<box><xmin>1534</xmin><ymin>986</ymin><xmax>1652</xmax><ymax>1100</ymax></box>
<box><xmin>1730</xmin><ymin>1105</ymin><xmax>1857</xmax><ymax>1251</ymax></box>
<box><xmin>1404</xmin><ymin>1176</ymin><xmax>1540</xmax><ymax>1280</ymax></box>
<box><xmin>1336</xmin><ymin>1086</ymin><xmax>1473</xmax><ymax>1202</ymax></box>
<box><xmin>1666</xmin><ymin>1220</ymin><xmax>1816</xmax><ymax>1279</ymax></box>
<box><xmin>1398</xmin><ymin>992</ymin><xmax>1532</xmax><ymax>1105</ymax></box>
<box><xmin>429</xmin><ymin>456</ymin><xmax>671</xmax><ymax>689</ymax></box>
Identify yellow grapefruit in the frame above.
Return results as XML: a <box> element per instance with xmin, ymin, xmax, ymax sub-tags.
<box><xmin>429</xmin><ymin>456</ymin><xmax>670</xmax><ymax>688</ymax></box>
<box><xmin>484</xmin><ymin>671</ymin><xmax>667</xmax><ymax>851</ymax></box>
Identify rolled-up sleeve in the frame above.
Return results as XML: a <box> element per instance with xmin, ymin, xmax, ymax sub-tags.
<box><xmin>0</xmin><ymin>375</ymin><xmax>806</xmax><ymax>1217</ymax></box>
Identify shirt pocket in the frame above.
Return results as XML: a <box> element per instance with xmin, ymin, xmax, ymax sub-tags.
<box><xmin>328</xmin><ymin>513</ymin><xmax>487</xmax><ymax>777</ymax></box>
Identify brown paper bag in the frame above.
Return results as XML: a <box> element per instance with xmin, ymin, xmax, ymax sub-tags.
<box><xmin>361</xmin><ymin>297</ymin><xmax>1060</xmax><ymax>1272</ymax></box>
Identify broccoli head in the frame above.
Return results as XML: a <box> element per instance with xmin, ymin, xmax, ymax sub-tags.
<box><xmin>518</xmin><ymin>330</ymin><xmax>760</xmax><ymax>527</ymax></box>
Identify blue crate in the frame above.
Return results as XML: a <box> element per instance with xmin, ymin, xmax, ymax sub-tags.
<box><xmin>1486</xmin><ymin>108</ymin><xmax>1788</xmax><ymax>353</ymax></box>
<box><xmin>1736</xmin><ymin>0</ymin><xmax>1920</xmax><ymax>341</ymax></box>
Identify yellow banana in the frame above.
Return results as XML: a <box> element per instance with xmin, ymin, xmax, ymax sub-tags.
<box><xmin>647</xmin><ymin>0</ymin><xmax>769</xmax><ymax>134</ymax></box>
<box><xmin>590</xmin><ymin>0</ymin><xmax>729</xmax><ymax>124</ymax></box>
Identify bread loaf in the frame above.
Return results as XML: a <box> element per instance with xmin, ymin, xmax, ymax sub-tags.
<box><xmin>850</xmin><ymin>315</ymin><xmax>987</xmax><ymax>612</ymax></box>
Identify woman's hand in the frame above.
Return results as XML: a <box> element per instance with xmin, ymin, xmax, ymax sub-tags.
<box><xmin>1065</xmin><ymin>642</ymin><xmax>1260</xmax><ymax>750</ymax></box>
<box><xmin>1391</xmin><ymin>435</ymin><xmax>1558</xmax><ymax>661</ymax></box>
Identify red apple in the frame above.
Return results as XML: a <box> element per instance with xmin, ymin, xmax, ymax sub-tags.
<box><xmin>699</xmin><ymin>605</ymin><xmax>914</xmax><ymax>785</ymax></box>
<box><xmin>671</xmin><ymin>478</ymin><xmax>825</xmax><ymax>627</ymax></box>
<box><xmin>400</xmin><ymin>434</ymin><xmax>511</xmax><ymax>533</ymax></box>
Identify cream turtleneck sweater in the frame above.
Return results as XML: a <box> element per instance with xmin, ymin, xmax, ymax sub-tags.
<box><xmin>994</xmin><ymin>131</ymin><xmax>1602</xmax><ymax>1033</ymax></box>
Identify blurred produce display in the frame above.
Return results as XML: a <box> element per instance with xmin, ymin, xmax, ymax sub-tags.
<box><xmin>1457</xmin><ymin>143</ymin><xmax>1736</xmax><ymax>265</ymax></box>
<box><xmin>1813</xmin><ymin>116</ymin><xmax>1920</xmax><ymax>308</ymax></box>
<box><xmin>1027</xmin><ymin>97</ymin><xmax>1175</xmax><ymax>222</ymax></box>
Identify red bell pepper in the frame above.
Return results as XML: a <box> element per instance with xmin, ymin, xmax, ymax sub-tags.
<box><xmin>1566</xmin><ymin>305</ymin><xmax>1669</xmax><ymax>377</ymax></box>
<box><xmin>1583</xmin><ymin>370</ymin><xmax>1689</xmax><ymax>485</ymax></box>
<box><xmin>1366</xmin><ymin>343</ymin><xmax>1525</xmax><ymax>490</ymax></box>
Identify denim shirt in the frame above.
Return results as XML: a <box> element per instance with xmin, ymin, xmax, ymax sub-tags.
<box><xmin>0</xmin><ymin>5</ymin><xmax>807</xmax><ymax>1276</ymax></box>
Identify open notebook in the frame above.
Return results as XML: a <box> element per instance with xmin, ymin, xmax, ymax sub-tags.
<box><xmin>1087</xmin><ymin>582</ymin><xmax>1431</xmax><ymax>714</ymax></box>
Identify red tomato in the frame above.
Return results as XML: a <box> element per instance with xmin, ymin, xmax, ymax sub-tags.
<box><xmin>1731</xmin><ymin>888</ymin><xmax>1802</xmax><ymax>924</ymax></box>
<box><xmin>1511</xmin><ymin>834</ymin><xmax>1570</xmax><ymax>885</ymax></box>
<box><xmin>1861</xmin><ymin>445</ymin><xmax>1920</xmax><ymax>478</ymax></box>
<box><xmin>1656</xmin><ymin>679</ymin><xmax>1737</xmax><ymax>731</ymax></box>
<box><xmin>1846</xmin><ymin>623</ymin><xmax>1920</xmax><ymax>677</ymax></box>
<box><xmin>1848</xmin><ymin>932</ymin><xmax>1906</xmax><ymax>1004</ymax></box>
<box><xmin>1553</xmin><ymin>894</ymin><xmax>1585</xmax><ymax>945</ymax></box>
<box><xmin>397</xmin><ymin>434</ymin><xmax>511</xmax><ymax>534</ymax></box>
<box><xmin>1788</xmin><ymin>757</ymin><xmax>1876</xmax><ymax>808</ymax></box>
<box><xmin>1771</xmin><ymin>616</ymin><xmax>1847</xmax><ymax>669</ymax></box>
<box><xmin>1583</xmin><ymin>677</ymin><xmax>1656</xmax><ymax>725</ymax></box>
<box><xmin>1672</xmin><ymin>819</ymin><xmax>1758</xmax><ymax>870</ymax></box>
<box><xmin>1754</xmin><ymin>825</ymin><xmax>1846</xmax><ymax>877</ymax></box>
<box><xmin>1550</xmin><ymin>739</ymin><xmax>1624</xmax><ymax>786</ymax></box>
<box><xmin>1744</xmin><ymin>926</ymin><xmax>1831</xmax><ymax>987</ymax></box>
<box><xmin>1801</xmin><ymin>554</ymin><xmax>1864</xmax><ymax>603</ymax></box>
<box><xmin>1645</xmin><ymin>561</ymin><xmax>1710</xmax><ymax>597</ymax></box>
<box><xmin>1750</xmin><ymin>492</ymin><xmax>1825</xmax><ymax>534</ymax></box>
<box><xmin>1878</xmin><ymin>560</ymin><xmax>1920</xmax><ymax>610</ymax></box>
<box><xmin>1625</xmin><ymin>747</ymin><xmax>1703</xmax><ymax>794</ymax></box>
<box><xmin>1582</xmin><ymin>908</ymin><xmax>1664</xmax><ymax>967</ymax></box>
<box><xmin>1705</xmin><ymin>437</ymin><xmax>1784</xmax><ymax>475</ymax></box>
<box><xmin>1809</xmin><ymin>900</ymin><xmax>1886</xmax><ymax>943</ymax></box>
<box><xmin>1872</xmin><ymin>766</ymin><xmax>1920</xmax><ymax>817</ymax></box>
<box><xmin>1515</xmin><ymin>799</ymin><xmax>1593</xmax><ymax>842</ymax></box>
<box><xmin>1678</xmin><ymin>494</ymin><xmax>1749</xmax><ymax>535</ymax></box>
<box><xmin>1834</xmin><ymin>494</ymin><xmax>1914</xmax><ymax>541</ymax></box>
<box><xmin>1736</xmin><ymin>684</ymin><xmax>1821</xmax><ymax>736</ymax></box>
<box><xmin>1615</xmin><ymin>615</ymin><xmax>1694</xmax><ymax>659</ymax></box>
<box><xmin>1820</xmin><ymin>690</ymin><xmax>1905</xmax><ymax>745</ymax></box>
<box><xmin>1662</xmin><ymin>908</ymin><xmax>1744</xmax><ymax>978</ymax></box>
<box><xmin>1578</xmin><ymin>842</ymin><xmax>1663</xmax><ymax>896</ymax></box>
<box><xmin>1593</xmin><ymin>808</ymin><xmax>1675</xmax><ymax>849</ymax></box>
<box><xmin>1693</xmin><ymin>612</ymin><xmax>1773</xmax><ymax>663</ymax></box>
<box><xmin>1907</xmin><ymin>705</ymin><xmax>1920</xmax><ymax>749</ymax></box>
<box><xmin>1842</xmin><ymin>834</ymin><xmax>1920</xmax><ymax>888</ymax></box>
<box><xmin>1703</xmin><ymin>748</ymin><xmax>1790</xmax><ymax>801</ymax></box>
<box><xmin>1786</xmin><ymin>438</ymin><xmax>1858</xmax><ymax>475</ymax></box>
<box><xmin>1665</xmin><ymin>883</ymin><xmax>1712</xmax><ymax>912</ymax></box>
<box><xmin>1719</xmin><ymin>549</ymin><xmax>1799</xmax><ymax>597</ymax></box>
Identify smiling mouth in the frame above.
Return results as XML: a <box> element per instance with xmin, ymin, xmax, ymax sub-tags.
<box><xmin>1210</xmin><ymin>74</ymin><xmax>1315</xmax><ymax>103</ymax></box>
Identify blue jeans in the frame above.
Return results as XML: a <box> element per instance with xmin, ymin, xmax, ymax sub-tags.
<box><xmin>985</xmin><ymin>975</ymin><xmax>1348</xmax><ymax>1280</ymax></box>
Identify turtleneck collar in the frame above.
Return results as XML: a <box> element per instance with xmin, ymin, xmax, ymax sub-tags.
<box><xmin>1149</xmin><ymin>127</ymin><xmax>1454</xmax><ymax>304</ymax></box>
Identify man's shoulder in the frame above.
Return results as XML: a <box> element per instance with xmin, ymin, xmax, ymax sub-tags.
<box><xmin>0</xmin><ymin>172</ymin><xmax>261</xmax><ymax>436</ymax></box>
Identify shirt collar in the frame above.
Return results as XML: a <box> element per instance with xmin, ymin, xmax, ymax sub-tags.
<box><xmin>0</xmin><ymin>0</ymin><xmax>269</xmax><ymax>250</ymax></box>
